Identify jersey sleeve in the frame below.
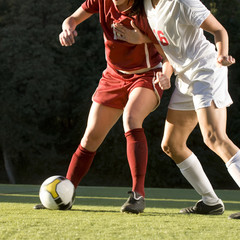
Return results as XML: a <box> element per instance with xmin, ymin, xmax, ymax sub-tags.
<box><xmin>180</xmin><ymin>0</ymin><xmax>210</xmax><ymax>28</ymax></box>
<box><xmin>81</xmin><ymin>0</ymin><xmax>99</xmax><ymax>14</ymax></box>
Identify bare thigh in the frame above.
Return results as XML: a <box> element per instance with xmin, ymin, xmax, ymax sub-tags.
<box><xmin>161</xmin><ymin>109</ymin><xmax>198</xmax><ymax>163</ymax></box>
<box><xmin>123</xmin><ymin>87</ymin><xmax>158</xmax><ymax>132</ymax></box>
<box><xmin>81</xmin><ymin>102</ymin><xmax>123</xmax><ymax>152</ymax></box>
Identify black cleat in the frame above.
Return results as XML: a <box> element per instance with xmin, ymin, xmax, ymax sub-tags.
<box><xmin>33</xmin><ymin>203</ymin><xmax>72</xmax><ymax>210</ymax></box>
<box><xmin>180</xmin><ymin>199</ymin><xmax>224</xmax><ymax>215</ymax></box>
<box><xmin>121</xmin><ymin>191</ymin><xmax>145</xmax><ymax>214</ymax></box>
<box><xmin>229</xmin><ymin>212</ymin><xmax>240</xmax><ymax>219</ymax></box>
<box><xmin>34</xmin><ymin>204</ymin><xmax>46</xmax><ymax>210</ymax></box>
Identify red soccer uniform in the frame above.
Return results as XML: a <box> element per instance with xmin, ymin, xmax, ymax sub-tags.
<box><xmin>81</xmin><ymin>0</ymin><xmax>163</xmax><ymax>109</ymax></box>
<box><xmin>65</xmin><ymin>1</ymin><xmax>164</xmax><ymax>202</ymax></box>
<box><xmin>81</xmin><ymin>0</ymin><xmax>162</xmax><ymax>72</ymax></box>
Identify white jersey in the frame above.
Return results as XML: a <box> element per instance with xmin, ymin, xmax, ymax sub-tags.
<box><xmin>145</xmin><ymin>0</ymin><xmax>219</xmax><ymax>94</ymax></box>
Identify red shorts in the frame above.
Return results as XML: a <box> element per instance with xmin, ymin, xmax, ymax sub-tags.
<box><xmin>92</xmin><ymin>66</ymin><xmax>163</xmax><ymax>110</ymax></box>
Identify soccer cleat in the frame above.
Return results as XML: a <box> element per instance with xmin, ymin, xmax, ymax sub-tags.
<box><xmin>228</xmin><ymin>212</ymin><xmax>240</xmax><ymax>219</ymax></box>
<box><xmin>34</xmin><ymin>203</ymin><xmax>72</xmax><ymax>210</ymax></box>
<box><xmin>34</xmin><ymin>204</ymin><xmax>46</xmax><ymax>210</ymax></box>
<box><xmin>180</xmin><ymin>199</ymin><xmax>224</xmax><ymax>215</ymax></box>
<box><xmin>121</xmin><ymin>191</ymin><xmax>145</xmax><ymax>214</ymax></box>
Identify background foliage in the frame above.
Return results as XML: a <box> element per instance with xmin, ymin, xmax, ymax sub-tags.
<box><xmin>0</xmin><ymin>0</ymin><xmax>239</xmax><ymax>189</ymax></box>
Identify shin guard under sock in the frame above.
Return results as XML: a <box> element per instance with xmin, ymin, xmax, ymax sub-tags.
<box><xmin>226</xmin><ymin>150</ymin><xmax>240</xmax><ymax>188</ymax></box>
<box><xmin>66</xmin><ymin>145</ymin><xmax>96</xmax><ymax>188</ymax></box>
<box><xmin>177</xmin><ymin>153</ymin><xmax>220</xmax><ymax>205</ymax></box>
<box><xmin>125</xmin><ymin>128</ymin><xmax>148</xmax><ymax>197</ymax></box>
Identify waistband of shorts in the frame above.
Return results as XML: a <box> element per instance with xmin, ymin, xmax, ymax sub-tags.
<box><xmin>116</xmin><ymin>62</ymin><xmax>162</xmax><ymax>75</ymax></box>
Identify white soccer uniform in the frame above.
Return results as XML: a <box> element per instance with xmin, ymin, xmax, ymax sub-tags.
<box><xmin>145</xmin><ymin>0</ymin><xmax>233</xmax><ymax>110</ymax></box>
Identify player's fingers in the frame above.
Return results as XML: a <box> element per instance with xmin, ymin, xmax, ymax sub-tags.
<box><xmin>225</xmin><ymin>56</ymin><xmax>232</xmax><ymax>64</ymax></box>
<box><xmin>158</xmin><ymin>78</ymin><xmax>170</xmax><ymax>89</ymax></box>
<box><xmin>115</xmin><ymin>29</ymin><xmax>124</xmax><ymax>37</ymax></box>
<box><xmin>62</xmin><ymin>30</ymin><xmax>71</xmax><ymax>46</ymax></box>
<box><xmin>115</xmin><ymin>27</ymin><xmax>127</xmax><ymax>40</ymax></box>
<box><xmin>164</xmin><ymin>81</ymin><xmax>171</xmax><ymax>89</ymax></box>
<box><xmin>217</xmin><ymin>55</ymin><xmax>224</xmax><ymax>63</ymax></box>
<box><xmin>155</xmin><ymin>72</ymin><xmax>171</xmax><ymax>90</ymax></box>
<box><xmin>115</xmin><ymin>25</ymin><xmax>125</xmax><ymax>36</ymax></box>
<box><xmin>116</xmin><ymin>33</ymin><xmax>125</xmax><ymax>41</ymax></box>
<box><xmin>218</xmin><ymin>55</ymin><xmax>236</xmax><ymax>66</ymax></box>
<box><xmin>114</xmin><ymin>23</ymin><xmax>124</xmax><ymax>31</ymax></box>
<box><xmin>66</xmin><ymin>29</ymin><xmax>76</xmax><ymax>45</ymax></box>
<box><xmin>154</xmin><ymin>72</ymin><xmax>166</xmax><ymax>85</ymax></box>
<box><xmin>62</xmin><ymin>29</ymin><xmax>75</xmax><ymax>46</ymax></box>
<box><xmin>130</xmin><ymin>20</ymin><xmax>135</xmax><ymax>28</ymax></box>
<box><xmin>229</xmin><ymin>55</ymin><xmax>236</xmax><ymax>64</ymax></box>
<box><xmin>59</xmin><ymin>32</ymin><xmax>68</xmax><ymax>46</ymax></box>
<box><xmin>73</xmin><ymin>30</ymin><xmax>78</xmax><ymax>37</ymax></box>
<box><xmin>59</xmin><ymin>33</ymin><xmax>64</xmax><ymax>46</ymax></box>
<box><xmin>160</xmin><ymin>81</ymin><xmax>171</xmax><ymax>90</ymax></box>
<box><xmin>154</xmin><ymin>72</ymin><xmax>161</xmax><ymax>84</ymax></box>
<box><xmin>130</xmin><ymin>20</ymin><xmax>137</xmax><ymax>31</ymax></box>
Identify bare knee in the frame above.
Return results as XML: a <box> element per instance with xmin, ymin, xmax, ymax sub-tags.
<box><xmin>161</xmin><ymin>138</ymin><xmax>192</xmax><ymax>163</ymax></box>
<box><xmin>161</xmin><ymin>139</ymin><xmax>180</xmax><ymax>158</ymax></box>
<box><xmin>123</xmin><ymin>112</ymin><xmax>143</xmax><ymax>131</ymax></box>
<box><xmin>81</xmin><ymin>132</ymin><xmax>104</xmax><ymax>152</ymax></box>
<box><xmin>202</xmin><ymin>131</ymin><xmax>228</xmax><ymax>151</ymax></box>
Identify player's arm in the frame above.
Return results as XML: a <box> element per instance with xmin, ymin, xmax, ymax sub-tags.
<box><xmin>200</xmin><ymin>13</ymin><xmax>235</xmax><ymax>66</ymax></box>
<box><xmin>154</xmin><ymin>44</ymin><xmax>173</xmax><ymax>90</ymax></box>
<box><xmin>115</xmin><ymin>21</ymin><xmax>172</xmax><ymax>90</ymax></box>
<box><xmin>114</xmin><ymin>21</ymin><xmax>152</xmax><ymax>44</ymax></box>
<box><xmin>59</xmin><ymin>6</ymin><xmax>93</xmax><ymax>47</ymax></box>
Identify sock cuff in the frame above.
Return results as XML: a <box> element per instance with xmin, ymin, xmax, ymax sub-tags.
<box><xmin>75</xmin><ymin>144</ymin><xmax>96</xmax><ymax>156</ymax></box>
<box><xmin>226</xmin><ymin>150</ymin><xmax>240</xmax><ymax>168</ymax></box>
<box><xmin>177</xmin><ymin>153</ymin><xmax>198</xmax><ymax>170</ymax></box>
<box><xmin>124</xmin><ymin>128</ymin><xmax>145</xmax><ymax>139</ymax></box>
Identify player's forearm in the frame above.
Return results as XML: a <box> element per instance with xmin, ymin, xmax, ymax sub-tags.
<box><xmin>154</xmin><ymin>43</ymin><xmax>173</xmax><ymax>78</ymax></box>
<box><xmin>200</xmin><ymin>14</ymin><xmax>234</xmax><ymax>66</ymax></box>
<box><xmin>162</xmin><ymin>60</ymin><xmax>173</xmax><ymax>80</ymax></box>
<box><xmin>214</xmin><ymin>28</ymin><xmax>229</xmax><ymax>57</ymax></box>
<box><xmin>62</xmin><ymin>17</ymin><xmax>78</xmax><ymax>32</ymax></box>
<box><xmin>154</xmin><ymin>58</ymin><xmax>172</xmax><ymax>90</ymax></box>
<box><xmin>200</xmin><ymin>14</ymin><xmax>229</xmax><ymax>57</ymax></box>
<box><xmin>62</xmin><ymin>7</ymin><xmax>93</xmax><ymax>31</ymax></box>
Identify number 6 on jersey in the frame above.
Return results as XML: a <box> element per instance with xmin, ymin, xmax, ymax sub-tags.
<box><xmin>154</xmin><ymin>30</ymin><xmax>169</xmax><ymax>46</ymax></box>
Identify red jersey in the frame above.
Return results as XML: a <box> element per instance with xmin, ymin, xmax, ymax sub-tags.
<box><xmin>81</xmin><ymin>0</ymin><xmax>162</xmax><ymax>72</ymax></box>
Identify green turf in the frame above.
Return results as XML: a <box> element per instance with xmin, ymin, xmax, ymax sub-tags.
<box><xmin>0</xmin><ymin>184</ymin><xmax>240</xmax><ymax>240</ymax></box>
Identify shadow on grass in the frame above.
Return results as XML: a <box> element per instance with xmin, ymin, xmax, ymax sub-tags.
<box><xmin>64</xmin><ymin>208</ymin><xmax>181</xmax><ymax>217</ymax></box>
<box><xmin>32</xmin><ymin>207</ymin><xmax>184</xmax><ymax>217</ymax></box>
<box><xmin>0</xmin><ymin>184</ymin><xmax>239</xmax><ymax>211</ymax></box>
<box><xmin>71</xmin><ymin>209</ymin><xmax>119</xmax><ymax>213</ymax></box>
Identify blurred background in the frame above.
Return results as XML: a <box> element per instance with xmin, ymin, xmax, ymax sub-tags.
<box><xmin>0</xmin><ymin>0</ymin><xmax>239</xmax><ymax>190</ymax></box>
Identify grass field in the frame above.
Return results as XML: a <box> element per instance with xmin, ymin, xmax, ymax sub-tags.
<box><xmin>0</xmin><ymin>184</ymin><xmax>240</xmax><ymax>240</ymax></box>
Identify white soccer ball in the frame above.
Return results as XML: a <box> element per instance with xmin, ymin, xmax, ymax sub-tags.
<box><xmin>39</xmin><ymin>175</ymin><xmax>76</xmax><ymax>210</ymax></box>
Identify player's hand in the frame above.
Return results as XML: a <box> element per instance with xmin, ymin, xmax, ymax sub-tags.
<box><xmin>59</xmin><ymin>29</ymin><xmax>78</xmax><ymax>47</ymax></box>
<box><xmin>217</xmin><ymin>55</ymin><xmax>236</xmax><ymax>67</ymax></box>
<box><xmin>154</xmin><ymin>72</ymin><xmax>171</xmax><ymax>90</ymax></box>
<box><xmin>114</xmin><ymin>21</ymin><xmax>149</xmax><ymax>44</ymax></box>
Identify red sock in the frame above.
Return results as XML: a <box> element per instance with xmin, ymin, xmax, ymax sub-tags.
<box><xmin>125</xmin><ymin>128</ymin><xmax>148</xmax><ymax>197</ymax></box>
<box><xmin>66</xmin><ymin>145</ymin><xmax>96</xmax><ymax>188</ymax></box>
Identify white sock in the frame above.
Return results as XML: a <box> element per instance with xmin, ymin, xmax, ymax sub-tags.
<box><xmin>226</xmin><ymin>150</ymin><xmax>240</xmax><ymax>188</ymax></box>
<box><xmin>177</xmin><ymin>153</ymin><xmax>220</xmax><ymax>206</ymax></box>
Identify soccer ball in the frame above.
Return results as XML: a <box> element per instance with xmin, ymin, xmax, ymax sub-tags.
<box><xmin>39</xmin><ymin>175</ymin><xmax>76</xmax><ymax>210</ymax></box>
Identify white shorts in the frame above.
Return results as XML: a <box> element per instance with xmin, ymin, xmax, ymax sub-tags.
<box><xmin>168</xmin><ymin>64</ymin><xmax>233</xmax><ymax>111</ymax></box>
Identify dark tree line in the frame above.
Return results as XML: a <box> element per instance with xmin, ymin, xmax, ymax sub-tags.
<box><xmin>0</xmin><ymin>0</ymin><xmax>239</xmax><ymax>189</ymax></box>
